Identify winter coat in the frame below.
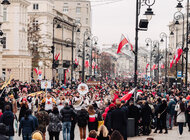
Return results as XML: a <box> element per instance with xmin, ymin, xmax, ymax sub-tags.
<box><xmin>105</xmin><ymin>109</ymin><xmax>113</xmax><ymax>133</ymax></box>
<box><xmin>77</xmin><ymin>109</ymin><xmax>89</xmax><ymax>127</ymax></box>
<box><xmin>168</xmin><ymin>100</ymin><xmax>176</xmax><ymax>116</ymax></box>
<box><xmin>128</xmin><ymin>104</ymin><xmax>140</xmax><ymax>122</ymax></box>
<box><xmin>158</xmin><ymin>102</ymin><xmax>167</xmax><ymax>119</ymax></box>
<box><xmin>60</xmin><ymin>106</ymin><xmax>75</xmax><ymax>122</ymax></box>
<box><xmin>47</xmin><ymin>113</ymin><xmax>62</xmax><ymax>132</ymax></box>
<box><xmin>141</xmin><ymin>103</ymin><xmax>153</xmax><ymax>123</ymax></box>
<box><xmin>19</xmin><ymin>117</ymin><xmax>35</xmax><ymax>135</ymax></box>
<box><xmin>110</xmin><ymin>107</ymin><xmax>127</xmax><ymax>138</ymax></box>
<box><xmin>29</xmin><ymin>115</ymin><xmax>39</xmax><ymax>130</ymax></box>
<box><xmin>0</xmin><ymin>110</ymin><xmax>14</xmax><ymax>136</ymax></box>
<box><xmin>175</xmin><ymin>104</ymin><xmax>186</xmax><ymax>123</ymax></box>
<box><xmin>19</xmin><ymin>105</ymin><xmax>28</xmax><ymax>122</ymax></box>
<box><xmin>35</xmin><ymin>109</ymin><xmax>49</xmax><ymax>133</ymax></box>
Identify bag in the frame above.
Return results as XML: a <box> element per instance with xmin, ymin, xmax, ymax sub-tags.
<box><xmin>98</xmin><ymin>120</ymin><xmax>104</xmax><ymax>129</ymax></box>
<box><xmin>158</xmin><ymin>108</ymin><xmax>167</xmax><ymax>119</ymax></box>
<box><xmin>157</xmin><ymin>114</ymin><xmax>161</xmax><ymax>119</ymax></box>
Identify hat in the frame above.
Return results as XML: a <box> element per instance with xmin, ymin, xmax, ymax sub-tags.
<box><xmin>32</xmin><ymin>131</ymin><xmax>43</xmax><ymax>140</ymax></box>
<box><xmin>109</xmin><ymin>103</ymin><xmax>115</xmax><ymax>109</ymax></box>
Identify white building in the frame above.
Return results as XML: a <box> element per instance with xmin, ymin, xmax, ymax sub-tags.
<box><xmin>1</xmin><ymin>0</ymin><xmax>31</xmax><ymax>82</ymax></box>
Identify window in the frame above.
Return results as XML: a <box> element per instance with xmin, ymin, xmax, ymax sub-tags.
<box><xmin>3</xmin><ymin>8</ymin><xmax>7</xmax><ymax>21</ymax></box>
<box><xmin>32</xmin><ymin>19</ymin><xmax>39</xmax><ymax>31</ymax></box>
<box><xmin>33</xmin><ymin>4</ymin><xmax>39</xmax><ymax>10</ymax></box>
<box><xmin>76</xmin><ymin>17</ymin><xmax>81</xmax><ymax>23</ymax></box>
<box><xmin>86</xmin><ymin>18</ymin><xmax>88</xmax><ymax>24</ymax></box>
<box><xmin>63</xmin><ymin>6</ymin><xmax>69</xmax><ymax>13</ymax></box>
<box><xmin>86</xmin><ymin>8</ymin><xmax>89</xmax><ymax>14</ymax></box>
<box><xmin>76</xmin><ymin>7</ymin><xmax>81</xmax><ymax>14</ymax></box>
<box><xmin>2</xmin><ymin>69</ymin><xmax>6</xmax><ymax>81</ymax></box>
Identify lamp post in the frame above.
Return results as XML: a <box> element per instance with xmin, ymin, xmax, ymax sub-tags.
<box><xmin>82</xmin><ymin>31</ymin><xmax>91</xmax><ymax>82</ymax></box>
<box><xmin>153</xmin><ymin>40</ymin><xmax>160</xmax><ymax>83</ymax></box>
<box><xmin>176</xmin><ymin>0</ymin><xmax>189</xmax><ymax>88</ymax></box>
<box><xmin>145</xmin><ymin>38</ymin><xmax>153</xmax><ymax>85</ymax></box>
<box><xmin>90</xmin><ymin>36</ymin><xmax>98</xmax><ymax>76</ymax></box>
<box><xmin>134</xmin><ymin>0</ymin><xmax>155</xmax><ymax>87</ymax></box>
<box><xmin>160</xmin><ymin>32</ymin><xmax>168</xmax><ymax>89</ymax></box>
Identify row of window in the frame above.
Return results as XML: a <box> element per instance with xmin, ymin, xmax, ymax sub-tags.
<box><xmin>63</xmin><ymin>7</ymin><xmax>89</xmax><ymax>14</ymax></box>
<box><xmin>76</xmin><ymin>17</ymin><xmax>89</xmax><ymax>24</ymax></box>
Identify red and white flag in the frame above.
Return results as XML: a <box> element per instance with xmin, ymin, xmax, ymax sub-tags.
<box><xmin>55</xmin><ymin>53</ymin><xmax>60</xmax><ymax>61</ymax></box>
<box><xmin>117</xmin><ymin>34</ymin><xmax>133</xmax><ymax>54</ymax></box>
<box><xmin>34</xmin><ymin>68</ymin><xmax>38</xmax><ymax>75</ymax></box>
<box><xmin>170</xmin><ymin>60</ymin><xmax>174</xmax><ymax>69</ymax></box>
<box><xmin>146</xmin><ymin>64</ymin><xmax>149</xmax><ymax>69</ymax></box>
<box><xmin>85</xmin><ymin>60</ymin><xmax>89</xmax><ymax>68</ymax></box>
<box><xmin>151</xmin><ymin>64</ymin><xmax>156</xmax><ymax>71</ymax></box>
<box><xmin>120</xmin><ymin>88</ymin><xmax>136</xmax><ymax>101</ymax></box>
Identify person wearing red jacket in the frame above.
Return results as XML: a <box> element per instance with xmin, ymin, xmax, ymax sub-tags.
<box><xmin>86</xmin><ymin>130</ymin><xmax>97</xmax><ymax>140</ymax></box>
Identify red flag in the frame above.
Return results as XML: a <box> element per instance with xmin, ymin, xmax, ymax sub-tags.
<box><xmin>34</xmin><ymin>68</ymin><xmax>38</xmax><ymax>75</ymax></box>
<box><xmin>151</xmin><ymin>64</ymin><xmax>156</xmax><ymax>71</ymax></box>
<box><xmin>120</xmin><ymin>88</ymin><xmax>136</xmax><ymax>101</ymax></box>
<box><xmin>55</xmin><ymin>53</ymin><xmax>60</xmax><ymax>61</ymax></box>
<box><xmin>161</xmin><ymin>64</ymin><xmax>165</xmax><ymax>69</ymax></box>
<box><xmin>146</xmin><ymin>64</ymin><xmax>149</xmax><ymax>69</ymax></box>
<box><xmin>75</xmin><ymin>58</ymin><xmax>78</xmax><ymax>65</ymax></box>
<box><xmin>175</xmin><ymin>48</ymin><xmax>183</xmax><ymax>64</ymax></box>
<box><xmin>85</xmin><ymin>60</ymin><xmax>89</xmax><ymax>68</ymax></box>
<box><xmin>92</xmin><ymin>61</ymin><xmax>96</xmax><ymax>69</ymax></box>
<box><xmin>170</xmin><ymin>60</ymin><xmax>174</xmax><ymax>69</ymax></box>
<box><xmin>117</xmin><ymin>34</ymin><xmax>133</xmax><ymax>54</ymax></box>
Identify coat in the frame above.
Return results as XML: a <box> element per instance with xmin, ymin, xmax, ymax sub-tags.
<box><xmin>77</xmin><ymin>109</ymin><xmax>89</xmax><ymax>127</ymax></box>
<box><xmin>19</xmin><ymin>105</ymin><xmax>28</xmax><ymax>122</ymax></box>
<box><xmin>168</xmin><ymin>100</ymin><xmax>176</xmax><ymax>116</ymax></box>
<box><xmin>19</xmin><ymin>117</ymin><xmax>35</xmax><ymax>135</ymax></box>
<box><xmin>35</xmin><ymin>109</ymin><xmax>49</xmax><ymax>133</ymax></box>
<box><xmin>47</xmin><ymin>113</ymin><xmax>62</xmax><ymax>132</ymax></box>
<box><xmin>0</xmin><ymin>110</ymin><xmax>14</xmax><ymax>136</ymax></box>
<box><xmin>141</xmin><ymin>103</ymin><xmax>152</xmax><ymax>123</ymax></box>
<box><xmin>128</xmin><ymin>104</ymin><xmax>140</xmax><ymax>122</ymax></box>
<box><xmin>110</xmin><ymin>107</ymin><xmax>127</xmax><ymax>139</ymax></box>
<box><xmin>60</xmin><ymin>106</ymin><xmax>75</xmax><ymax>122</ymax></box>
<box><xmin>175</xmin><ymin>104</ymin><xmax>186</xmax><ymax>123</ymax></box>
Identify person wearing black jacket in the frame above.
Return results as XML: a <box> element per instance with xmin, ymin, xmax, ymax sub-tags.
<box><xmin>60</xmin><ymin>102</ymin><xmax>75</xmax><ymax>140</ymax></box>
<box><xmin>70</xmin><ymin>105</ymin><xmax>77</xmax><ymax>140</ymax></box>
<box><xmin>0</xmin><ymin>123</ymin><xmax>8</xmax><ymax>140</ymax></box>
<box><xmin>141</xmin><ymin>101</ymin><xmax>153</xmax><ymax>135</ymax></box>
<box><xmin>110</xmin><ymin>99</ymin><xmax>127</xmax><ymax>140</ymax></box>
<box><xmin>158</xmin><ymin>99</ymin><xmax>168</xmax><ymax>134</ymax></box>
<box><xmin>128</xmin><ymin>100</ymin><xmax>140</xmax><ymax>136</ymax></box>
<box><xmin>0</xmin><ymin>105</ymin><xmax>14</xmax><ymax>140</ymax></box>
<box><xmin>77</xmin><ymin>105</ymin><xmax>89</xmax><ymax>140</ymax></box>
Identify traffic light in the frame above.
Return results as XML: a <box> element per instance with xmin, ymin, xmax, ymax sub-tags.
<box><xmin>51</xmin><ymin>46</ymin><xmax>55</xmax><ymax>54</ymax></box>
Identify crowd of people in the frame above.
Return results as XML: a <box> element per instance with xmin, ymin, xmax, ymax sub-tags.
<box><xmin>0</xmin><ymin>78</ymin><xmax>190</xmax><ymax>140</ymax></box>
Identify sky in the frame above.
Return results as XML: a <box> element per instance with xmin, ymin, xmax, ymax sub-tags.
<box><xmin>91</xmin><ymin>0</ymin><xmax>183</xmax><ymax>50</ymax></box>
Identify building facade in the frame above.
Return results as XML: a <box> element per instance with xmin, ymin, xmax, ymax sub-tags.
<box><xmin>1</xmin><ymin>0</ymin><xmax>31</xmax><ymax>82</ymax></box>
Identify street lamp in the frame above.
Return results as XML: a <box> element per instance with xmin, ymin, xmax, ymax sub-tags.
<box><xmin>82</xmin><ymin>30</ymin><xmax>91</xmax><ymax>82</ymax></box>
<box><xmin>160</xmin><ymin>32</ymin><xmax>168</xmax><ymax>89</ymax></box>
<box><xmin>134</xmin><ymin>0</ymin><xmax>155</xmax><ymax>88</ymax></box>
<box><xmin>175</xmin><ymin>0</ymin><xmax>189</xmax><ymax>89</ymax></box>
<box><xmin>153</xmin><ymin>40</ymin><xmax>160</xmax><ymax>83</ymax></box>
<box><xmin>1</xmin><ymin>0</ymin><xmax>10</xmax><ymax>8</ymax></box>
<box><xmin>145</xmin><ymin>38</ymin><xmax>153</xmax><ymax>85</ymax></box>
<box><xmin>90</xmin><ymin>36</ymin><xmax>98</xmax><ymax>76</ymax></box>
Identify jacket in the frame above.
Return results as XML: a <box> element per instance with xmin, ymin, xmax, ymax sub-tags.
<box><xmin>141</xmin><ymin>103</ymin><xmax>153</xmax><ymax>123</ymax></box>
<box><xmin>35</xmin><ymin>109</ymin><xmax>49</xmax><ymax>133</ymax></box>
<box><xmin>77</xmin><ymin>109</ymin><xmax>89</xmax><ymax>127</ymax></box>
<box><xmin>60</xmin><ymin>106</ymin><xmax>75</xmax><ymax>122</ymax></box>
<box><xmin>86</xmin><ymin>137</ymin><xmax>97</xmax><ymax>140</ymax></box>
<box><xmin>19</xmin><ymin>117</ymin><xmax>35</xmax><ymax>135</ymax></box>
<box><xmin>47</xmin><ymin>113</ymin><xmax>62</xmax><ymax>132</ymax></box>
<box><xmin>175</xmin><ymin>104</ymin><xmax>186</xmax><ymax>123</ymax></box>
<box><xmin>29</xmin><ymin>115</ymin><xmax>39</xmax><ymax>130</ymax></box>
<box><xmin>0</xmin><ymin>110</ymin><xmax>14</xmax><ymax>136</ymax></box>
<box><xmin>168</xmin><ymin>100</ymin><xmax>176</xmax><ymax>115</ymax></box>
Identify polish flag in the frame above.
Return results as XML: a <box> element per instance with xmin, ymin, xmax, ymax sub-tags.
<box><xmin>85</xmin><ymin>60</ymin><xmax>89</xmax><ymax>68</ymax></box>
<box><xmin>75</xmin><ymin>58</ymin><xmax>78</xmax><ymax>65</ymax></box>
<box><xmin>161</xmin><ymin>64</ymin><xmax>165</xmax><ymax>69</ymax></box>
<box><xmin>170</xmin><ymin>60</ymin><xmax>174</xmax><ymax>69</ymax></box>
<box><xmin>55</xmin><ymin>53</ymin><xmax>60</xmax><ymax>61</ymax></box>
<box><xmin>120</xmin><ymin>88</ymin><xmax>136</xmax><ymax>101</ymax></box>
<box><xmin>136</xmin><ymin>90</ymin><xmax>143</xmax><ymax>98</ymax></box>
<box><xmin>151</xmin><ymin>64</ymin><xmax>156</xmax><ymax>71</ymax></box>
<box><xmin>117</xmin><ymin>34</ymin><xmax>133</xmax><ymax>54</ymax></box>
<box><xmin>34</xmin><ymin>68</ymin><xmax>38</xmax><ymax>75</ymax></box>
<box><xmin>175</xmin><ymin>48</ymin><xmax>183</xmax><ymax>64</ymax></box>
<box><xmin>146</xmin><ymin>64</ymin><xmax>149</xmax><ymax>69</ymax></box>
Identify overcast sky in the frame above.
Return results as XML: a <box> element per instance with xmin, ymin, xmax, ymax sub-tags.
<box><xmin>91</xmin><ymin>0</ymin><xmax>184</xmax><ymax>50</ymax></box>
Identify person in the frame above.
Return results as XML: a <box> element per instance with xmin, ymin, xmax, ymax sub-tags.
<box><xmin>86</xmin><ymin>130</ymin><xmax>98</xmax><ymax>140</ymax></box>
<box><xmin>42</xmin><ymin>94</ymin><xmax>56</xmax><ymax>114</ymax></box>
<box><xmin>32</xmin><ymin>130</ymin><xmax>43</xmax><ymax>140</ymax></box>
<box><xmin>60</xmin><ymin>102</ymin><xmax>75</xmax><ymax>140</ymax></box>
<box><xmin>175</xmin><ymin>101</ymin><xmax>186</xmax><ymax>137</ymax></box>
<box><xmin>3</xmin><ymin>96</ymin><xmax>13</xmax><ymax>113</ymax></box>
<box><xmin>70</xmin><ymin>105</ymin><xmax>77</xmax><ymax>140</ymax></box>
<box><xmin>35</xmin><ymin>105</ymin><xmax>50</xmax><ymax>140</ymax></box>
<box><xmin>187</xmin><ymin>101</ymin><xmax>190</xmax><ymax>131</ymax></box>
<box><xmin>47</xmin><ymin>106</ymin><xmax>62</xmax><ymax>140</ymax></box>
<box><xmin>141</xmin><ymin>101</ymin><xmax>153</xmax><ymax>135</ymax></box>
<box><xmin>167</xmin><ymin>96</ymin><xmax>176</xmax><ymax>130</ymax></box>
<box><xmin>110</xmin><ymin>130</ymin><xmax>124</xmax><ymax>140</ymax></box>
<box><xmin>19</xmin><ymin>98</ymin><xmax>29</xmax><ymax>122</ymax></box>
<box><xmin>97</xmin><ymin>125</ymin><xmax>110</xmax><ymax>140</ymax></box>
<box><xmin>9</xmin><ymin>95</ymin><xmax>17</xmax><ymax>115</ymax></box>
<box><xmin>0</xmin><ymin>105</ymin><xmax>14</xmax><ymax>140</ymax></box>
<box><xmin>28</xmin><ymin>109</ymin><xmax>39</xmax><ymax>130</ymax></box>
<box><xmin>0</xmin><ymin>123</ymin><xmax>8</xmax><ymax>140</ymax></box>
<box><xmin>128</xmin><ymin>100</ymin><xmax>140</xmax><ymax>136</ymax></box>
<box><xmin>88</xmin><ymin>105</ymin><xmax>98</xmax><ymax>132</ymax></box>
<box><xmin>77</xmin><ymin>105</ymin><xmax>89</xmax><ymax>140</ymax></box>
<box><xmin>19</xmin><ymin>109</ymin><xmax>35</xmax><ymax>140</ymax></box>
<box><xmin>154</xmin><ymin>98</ymin><xmax>162</xmax><ymax>133</ymax></box>
<box><xmin>110</xmin><ymin>99</ymin><xmax>127</xmax><ymax>140</ymax></box>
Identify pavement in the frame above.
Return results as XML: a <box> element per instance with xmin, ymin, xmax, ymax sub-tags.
<box><xmin>14</xmin><ymin>126</ymin><xmax>190</xmax><ymax>140</ymax></box>
<box><xmin>128</xmin><ymin>127</ymin><xmax>190</xmax><ymax>140</ymax></box>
